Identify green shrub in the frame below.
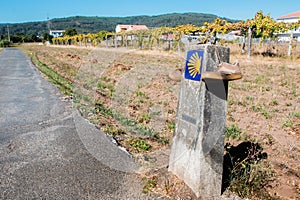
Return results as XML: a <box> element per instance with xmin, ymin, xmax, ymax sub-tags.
<box><xmin>0</xmin><ymin>40</ymin><xmax>11</xmax><ymax>47</ymax></box>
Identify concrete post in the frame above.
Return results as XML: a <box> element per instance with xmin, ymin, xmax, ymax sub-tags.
<box><xmin>288</xmin><ymin>32</ymin><xmax>293</xmax><ymax>57</ymax></box>
<box><xmin>169</xmin><ymin>44</ymin><xmax>229</xmax><ymax>198</ymax></box>
<box><xmin>247</xmin><ymin>27</ymin><xmax>252</xmax><ymax>58</ymax></box>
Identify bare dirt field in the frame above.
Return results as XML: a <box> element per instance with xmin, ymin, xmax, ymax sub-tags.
<box><xmin>20</xmin><ymin>43</ymin><xmax>300</xmax><ymax>199</ymax></box>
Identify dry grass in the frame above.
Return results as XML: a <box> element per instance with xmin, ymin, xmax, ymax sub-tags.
<box><xmin>21</xmin><ymin>43</ymin><xmax>300</xmax><ymax>199</ymax></box>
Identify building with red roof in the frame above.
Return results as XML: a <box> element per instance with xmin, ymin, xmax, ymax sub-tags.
<box><xmin>277</xmin><ymin>10</ymin><xmax>300</xmax><ymax>23</ymax></box>
<box><xmin>276</xmin><ymin>11</ymin><xmax>300</xmax><ymax>41</ymax></box>
<box><xmin>115</xmin><ymin>25</ymin><xmax>148</xmax><ymax>33</ymax></box>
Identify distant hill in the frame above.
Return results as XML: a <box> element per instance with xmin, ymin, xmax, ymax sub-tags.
<box><xmin>0</xmin><ymin>13</ymin><xmax>238</xmax><ymax>36</ymax></box>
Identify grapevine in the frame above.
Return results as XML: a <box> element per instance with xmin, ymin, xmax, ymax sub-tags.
<box><xmin>51</xmin><ymin>11</ymin><xmax>299</xmax><ymax>51</ymax></box>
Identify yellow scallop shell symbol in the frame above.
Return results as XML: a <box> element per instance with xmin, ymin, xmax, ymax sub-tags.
<box><xmin>187</xmin><ymin>52</ymin><xmax>202</xmax><ymax>78</ymax></box>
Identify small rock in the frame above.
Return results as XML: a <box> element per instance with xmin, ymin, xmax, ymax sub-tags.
<box><xmin>168</xmin><ymin>69</ymin><xmax>182</xmax><ymax>81</ymax></box>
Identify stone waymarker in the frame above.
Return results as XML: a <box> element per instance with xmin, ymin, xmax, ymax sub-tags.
<box><xmin>169</xmin><ymin>44</ymin><xmax>241</xmax><ymax>198</ymax></box>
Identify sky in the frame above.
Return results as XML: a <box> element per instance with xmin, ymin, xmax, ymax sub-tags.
<box><xmin>1</xmin><ymin>0</ymin><xmax>300</xmax><ymax>23</ymax></box>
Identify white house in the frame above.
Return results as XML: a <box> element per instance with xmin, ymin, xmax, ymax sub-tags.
<box><xmin>277</xmin><ymin>11</ymin><xmax>300</xmax><ymax>23</ymax></box>
<box><xmin>276</xmin><ymin>11</ymin><xmax>300</xmax><ymax>41</ymax></box>
<box><xmin>115</xmin><ymin>25</ymin><xmax>148</xmax><ymax>33</ymax></box>
<box><xmin>49</xmin><ymin>30</ymin><xmax>65</xmax><ymax>38</ymax></box>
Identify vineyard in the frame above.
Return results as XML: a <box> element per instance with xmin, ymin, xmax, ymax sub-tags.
<box><xmin>51</xmin><ymin>11</ymin><xmax>300</xmax><ymax>57</ymax></box>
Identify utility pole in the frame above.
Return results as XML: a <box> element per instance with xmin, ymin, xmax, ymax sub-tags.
<box><xmin>47</xmin><ymin>14</ymin><xmax>51</xmax><ymax>31</ymax></box>
<box><xmin>7</xmin><ymin>25</ymin><xmax>10</xmax><ymax>42</ymax></box>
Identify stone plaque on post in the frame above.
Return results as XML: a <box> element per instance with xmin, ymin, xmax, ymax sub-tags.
<box><xmin>169</xmin><ymin>44</ymin><xmax>234</xmax><ymax>198</ymax></box>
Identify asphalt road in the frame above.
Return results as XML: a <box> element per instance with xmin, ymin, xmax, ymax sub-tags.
<box><xmin>0</xmin><ymin>48</ymin><xmax>144</xmax><ymax>199</ymax></box>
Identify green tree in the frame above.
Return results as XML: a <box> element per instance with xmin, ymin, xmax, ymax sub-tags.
<box><xmin>27</xmin><ymin>34</ymin><xmax>38</xmax><ymax>42</ymax></box>
<box><xmin>63</xmin><ymin>28</ymin><xmax>78</xmax><ymax>36</ymax></box>
<box><xmin>42</xmin><ymin>32</ymin><xmax>53</xmax><ymax>42</ymax></box>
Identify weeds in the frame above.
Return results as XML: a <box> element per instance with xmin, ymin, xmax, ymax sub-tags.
<box><xmin>228</xmin><ymin>115</ymin><xmax>235</xmax><ymax>122</ymax></box>
<box><xmin>223</xmin><ymin>142</ymin><xmax>275</xmax><ymax>199</ymax></box>
<box><xmin>285</xmin><ymin>102</ymin><xmax>293</xmax><ymax>107</ymax></box>
<box><xmin>228</xmin><ymin>99</ymin><xmax>235</xmax><ymax>106</ymax></box>
<box><xmin>94</xmin><ymin>101</ymin><xmax>160</xmax><ymax>140</ymax></box>
<box><xmin>127</xmin><ymin>137</ymin><xmax>151</xmax><ymax>152</ymax></box>
<box><xmin>29</xmin><ymin>52</ymin><xmax>73</xmax><ymax>96</ymax></box>
<box><xmin>225</xmin><ymin>124</ymin><xmax>242</xmax><ymax>140</ymax></box>
<box><xmin>103</xmin><ymin>125</ymin><xmax>126</xmax><ymax>136</ymax></box>
<box><xmin>261</xmin><ymin>108</ymin><xmax>272</xmax><ymax>119</ymax></box>
<box><xmin>114</xmin><ymin>113</ymin><xmax>158</xmax><ymax>139</ymax></box>
<box><xmin>95</xmin><ymin>102</ymin><xmax>113</xmax><ymax>118</ymax></box>
<box><xmin>135</xmin><ymin>90</ymin><xmax>147</xmax><ymax>97</ymax></box>
<box><xmin>254</xmin><ymin>74</ymin><xmax>265</xmax><ymax>83</ymax></box>
<box><xmin>251</xmin><ymin>104</ymin><xmax>272</xmax><ymax>119</ymax></box>
<box><xmin>269</xmin><ymin>99</ymin><xmax>279</xmax><ymax>106</ymax></box>
<box><xmin>265</xmin><ymin>134</ymin><xmax>274</xmax><ymax>145</ymax></box>
<box><xmin>97</xmin><ymin>80</ymin><xmax>115</xmax><ymax>97</ymax></box>
<box><xmin>246</xmin><ymin>96</ymin><xmax>253</xmax><ymax>102</ymax></box>
<box><xmin>142</xmin><ymin>176</ymin><xmax>158</xmax><ymax>194</ymax></box>
<box><xmin>282</xmin><ymin>119</ymin><xmax>293</xmax><ymax>128</ymax></box>
<box><xmin>167</xmin><ymin>121</ymin><xmax>175</xmax><ymax>132</ymax></box>
<box><xmin>251</xmin><ymin>104</ymin><xmax>262</xmax><ymax>112</ymax></box>
<box><xmin>138</xmin><ymin>113</ymin><xmax>151</xmax><ymax>123</ymax></box>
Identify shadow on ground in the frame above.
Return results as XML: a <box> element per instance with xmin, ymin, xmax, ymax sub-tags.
<box><xmin>222</xmin><ymin>141</ymin><xmax>268</xmax><ymax>193</ymax></box>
